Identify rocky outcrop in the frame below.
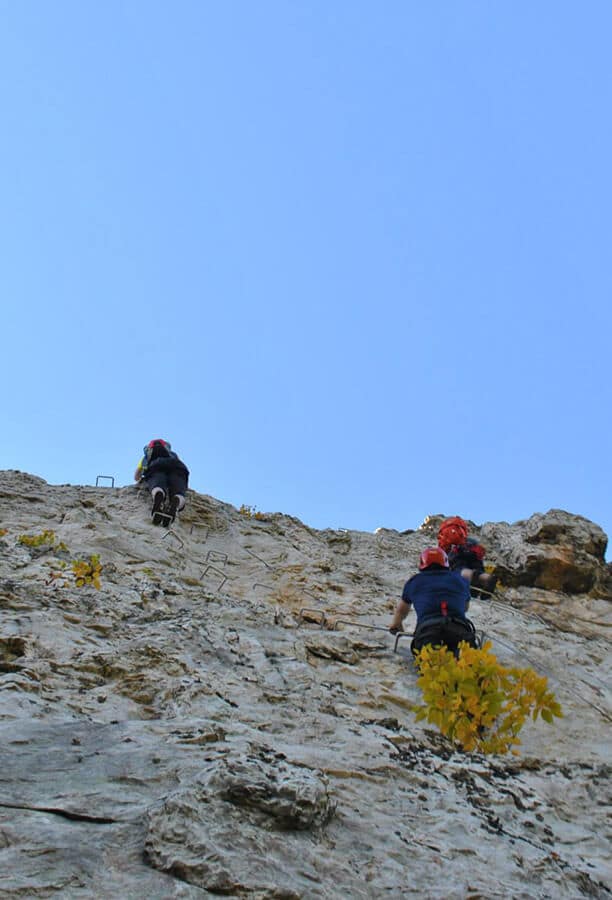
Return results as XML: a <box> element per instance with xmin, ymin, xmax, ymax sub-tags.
<box><xmin>481</xmin><ymin>509</ymin><xmax>609</xmax><ymax>596</ymax></box>
<box><xmin>0</xmin><ymin>471</ymin><xmax>610</xmax><ymax>898</ymax></box>
<box><xmin>423</xmin><ymin>509</ymin><xmax>610</xmax><ymax>597</ymax></box>
<box><xmin>145</xmin><ymin>750</ymin><xmax>336</xmax><ymax>895</ymax></box>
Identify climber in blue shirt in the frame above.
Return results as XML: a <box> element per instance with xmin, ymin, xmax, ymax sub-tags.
<box><xmin>389</xmin><ymin>548</ymin><xmax>478</xmax><ymax>656</ymax></box>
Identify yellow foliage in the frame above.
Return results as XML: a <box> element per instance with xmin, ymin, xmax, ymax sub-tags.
<box><xmin>413</xmin><ymin>641</ymin><xmax>563</xmax><ymax>755</ymax></box>
<box><xmin>17</xmin><ymin>531</ymin><xmax>69</xmax><ymax>552</ymax></box>
<box><xmin>239</xmin><ymin>504</ymin><xmax>267</xmax><ymax>520</ymax></box>
<box><xmin>0</xmin><ymin>528</ymin><xmax>7</xmax><ymax>538</ymax></box>
<box><xmin>18</xmin><ymin>530</ymin><xmax>57</xmax><ymax>547</ymax></box>
<box><xmin>72</xmin><ymin>555</ymin><xmax>102</xmax><ymax>590</ymax></box>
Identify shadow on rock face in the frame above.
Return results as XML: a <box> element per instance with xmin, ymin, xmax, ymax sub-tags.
<box><xmin>0</xmin><ymin>635</ymin><xmax>27</xmax><ymax>672</ymax></box>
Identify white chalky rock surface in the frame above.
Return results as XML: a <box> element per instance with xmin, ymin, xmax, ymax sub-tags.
<box><xmin>0</xmin><ymin>470</ymin><xmax>610</xmax><ymax>898</ymax></box>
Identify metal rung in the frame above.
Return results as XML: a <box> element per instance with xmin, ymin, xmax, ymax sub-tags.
<box><xmin>201</xmin><ymin>565</ymin><xmax>228</xmax><ymax>592</ymax></box>
<box><xmin>206</xmin><ymin>550</ymin><xmax>228</xmax><ymax>566</ymax></box>
<box><xmin>162</xmin><ymin>529</ymin><xmax>185</xmax><ymax>549</ymax></box>
<box><xmin>245</xmin><ymin>548</ymin><xmax>272</xmax><ymax>568</ymax></box>
<box><xmin>96</xmin><ymin>475</ymin><xmax>115</xmax><ymax>487</ymax></box>
<box><xmin>298</xmin><ymin>607</ymin><xmax>328</xmax><ymax>627</ymax></box>
<box><xmin>394</xmin><ymin>632</ymin><xmax>415</xmax><ymax>653</ymax></box>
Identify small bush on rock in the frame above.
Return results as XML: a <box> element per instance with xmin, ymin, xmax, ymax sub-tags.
<box><xmin>18</xmin><ymin>531</ymin><xmax>68</xmax><ymax>552</ymax></box>
<box><xmin>413</xmin><ymin>641</ymin><xmax>563</xmax><ymax>755</ymax></box>
<box><xmin>238</xmin><ymin>504</ymin><xmax>267</xmax><ymax>520</ymax></box>
<box><xmin>72</xmin><ymin>555</ymin><xmax>102</xmax><ymax>589</ymax></box>
<box><xmin>19</xmin><ymin>530</ymin><xmax>56</xmax><ymax>547</ymax></box>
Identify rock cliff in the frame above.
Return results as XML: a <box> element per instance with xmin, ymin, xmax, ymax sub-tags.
<box><xmin>0</xmin><ymin>470</ymin><xmax>610</xmax><ymax>898</ymax></box>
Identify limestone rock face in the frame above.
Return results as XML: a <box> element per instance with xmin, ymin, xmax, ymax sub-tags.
<box><xmin>482</xmin><ymin>509</ymin><xmax>609</xmax><ymax>595</ymax></box>
<box><xmin>145</xmin><ymin>750</ymin><xmax>336</xmax><ymax>895</ymax></box>
<box><xmin>0</xmin><ymin>470</ymin><xmax>610</xmax><ymax>898</ymax></box>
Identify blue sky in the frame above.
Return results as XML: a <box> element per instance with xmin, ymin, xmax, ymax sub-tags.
<box><xmin>1</xmin><ymin>2</ymin><xmax>610</xmax><ymax>556</ymax></box>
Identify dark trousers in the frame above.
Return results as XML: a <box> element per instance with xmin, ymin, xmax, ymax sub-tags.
<box><xmin>145</xmin><ymin>458</ymin><xmax>189</xmax><ymax>499</ymax></box>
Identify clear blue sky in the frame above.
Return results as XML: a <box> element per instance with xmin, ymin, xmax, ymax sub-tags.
<box><xmin>2</xmin><ymin>2</ymin><xmax>610</xmax><ymax>556</ymax></box>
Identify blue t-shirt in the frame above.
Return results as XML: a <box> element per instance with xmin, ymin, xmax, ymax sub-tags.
<box><xmin>401</xmin><ymin>568</ymin><xmax>471</xmax><ymax>623</ymax></box>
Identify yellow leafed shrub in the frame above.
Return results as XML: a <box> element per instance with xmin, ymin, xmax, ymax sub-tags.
<box><xmin>239</xmin><ymin>504</ymin><xmax>267</xmax><ymax>520</ymax></box>
<box><xmin>72</xmin><ymin>555</ymin><xmax>102</xmax><ymax>589</ymax></box>
<box><xmin>18</xmin><ymin>531</ymin><xmax>68</xmax><ymax>552</ymax></box>
<box><xmin>413</xmin><ymin>641</ymin><xmax>563</xmax><ymax>755</ymax></box>
<box><xmin>18</xmin><ymin>530</ymin><xmax>57</xmax><ymax>547</ymax></box>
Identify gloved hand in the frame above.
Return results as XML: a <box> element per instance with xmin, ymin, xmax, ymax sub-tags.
<box><xmin>389</xmin><ymin>625</ymin><xmax>404</xmax><ymax>635</ymax></box>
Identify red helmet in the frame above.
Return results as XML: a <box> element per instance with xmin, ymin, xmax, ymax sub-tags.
<box><xmin>419</xmin><ymin>547</ymin><xmax>449</xmax><ymax>570</ymax></box>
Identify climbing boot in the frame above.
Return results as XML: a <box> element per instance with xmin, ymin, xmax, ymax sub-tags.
<box><xmin>151</xmin><ymin>490</ymin><xmax>165</xmax><ymax>525</ymax></box>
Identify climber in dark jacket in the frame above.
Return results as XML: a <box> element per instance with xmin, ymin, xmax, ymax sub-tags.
<box><xmin>134</xmin><ymin>439</ymin><xmax>190</xmax><ymax>525</ymax></box>
<box><xmin>447</xmin><ymin>538</ymin><xmax>498</xmax><ymax>598</ymax></box>
<box><xmin>437</xmin><ymin>518</ymin><xmax>498</xmax><ymax>598</ymax></box>
<box><xmin>389</xmin><ymin>547</ymin><xmax>477</xmax><ymax>656</ymax></box>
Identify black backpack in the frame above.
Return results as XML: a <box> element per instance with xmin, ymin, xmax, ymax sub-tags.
<box><xmin>144</xmin><ymin>439</ymin><xmax>173</xmax><ymax>463</ymax></box>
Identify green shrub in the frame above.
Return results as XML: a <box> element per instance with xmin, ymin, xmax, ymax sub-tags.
<box><xmin>413</xmin><ymin>641</ymin><xmax>563</xmax><ymax>755</ymax></box>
